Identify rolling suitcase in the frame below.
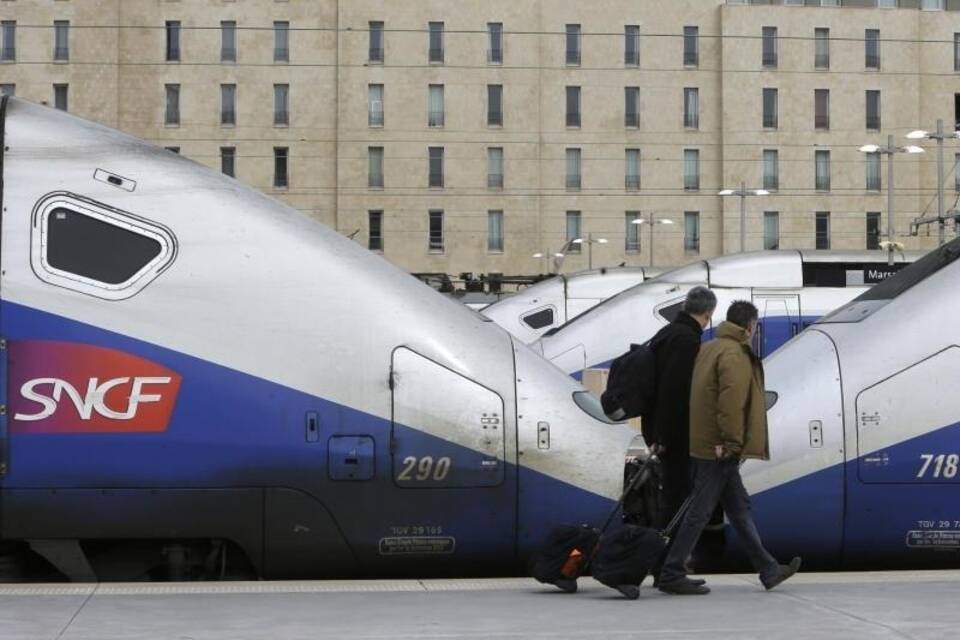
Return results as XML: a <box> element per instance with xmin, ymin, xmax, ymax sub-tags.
<box><xmin>530</xmin><ymin>450</ymin><xmax>689</xmax><ymax>597</ymax></box>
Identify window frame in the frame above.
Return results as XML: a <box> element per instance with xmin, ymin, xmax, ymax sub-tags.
<box><xmin>30</xmin><ymin>192</ymin><xmax>177</xmax><ymax>301</ymax></box>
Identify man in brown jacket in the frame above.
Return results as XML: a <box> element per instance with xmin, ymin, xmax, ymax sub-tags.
<box><xmin>657</xmin><ymin>301</ymin><xmax>801</xmax><ymax>595</ymax></box>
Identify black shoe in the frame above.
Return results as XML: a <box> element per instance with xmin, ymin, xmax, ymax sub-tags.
<box><xmin>554</xmin><ymin>578</ymin><xmax>578</xmax><ymax>593</ymax></box>
<box><xmin>761</xmin><ymin>557</ymin><xmax>802</xmax><ymax>591</ymax></box>
<box><xmin>658</xmin><ymin>578</ymin><xmax>711</xmax><ymax>595</ymax></box>
<box><xmin>614</xmin><ymin>584</ymin><xmax>640</xmax><ymax>600</ymax></box>
<box><xmin>653</xmin><ymin>576</ymin><xmax>705</xmax><ymax>588</ymax></box>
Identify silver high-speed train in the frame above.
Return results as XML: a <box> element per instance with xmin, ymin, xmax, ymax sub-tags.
<box><xmin>482</xmin><ymin>267</ymin><xmax>660</xmax><ymax>343</ymax></box>
<box><xmin>0</xmin><ymin>98</ymin><xmax>637</xmax><ymax>580</ymax></box>
<box><xmin>746</xmin><ymin>240</ymin><xmax>960</xmax><ymax>567</ymax></box>
<box><xmin>533</xmin><ymin>250</ymin><xmax>919</xmax><ymax>378</ymax></box>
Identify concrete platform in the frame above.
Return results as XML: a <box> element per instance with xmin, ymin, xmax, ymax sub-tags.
<box><xmin>1</xmin><ymin>571</ymin><xmax>959</xmax><ymax>640</ymax></box>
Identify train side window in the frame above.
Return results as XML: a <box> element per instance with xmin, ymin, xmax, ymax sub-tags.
<box><xmin>522</xmin><ymin>306</ymin><xmax>555</xmax><ymax>330</ymax></box>
<box><xmin>657</xmin><ymin>301</ymin><xmax>684</xmax><ymax>322</ymax></box>
<box><xmin>31</xmin><ymin>193</ymin><xmax>177</xmax><ymax>300</ymax></box>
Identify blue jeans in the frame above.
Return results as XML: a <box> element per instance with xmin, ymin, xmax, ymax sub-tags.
<box><xmin>660</xmin><ymin>458</ymin><xmax>779</xmax><ymax>585</ymax></box>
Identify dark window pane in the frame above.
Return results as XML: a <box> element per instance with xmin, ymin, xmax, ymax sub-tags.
<box><xmin>522</xmin><ymin>308</ymin><xmax>555</xmax><ymax>330</ymax></box>
<box><xmin>166</xmin><ymin>21</ymin><xmax>180</xmax><ymax>61</ymax></box>
<box><xmin>47</xmin><ymin>208</ymin><xmax>162</xmax><ymax>285</ymax></box>
<box><xmin>369</xmin><ymin>21</ymin><xmax>384</xmax><ymax>62</ymax></box>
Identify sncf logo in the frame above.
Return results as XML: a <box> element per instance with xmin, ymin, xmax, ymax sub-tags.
<box><xmin>9</xmin><ymin>341</ymin><xmax>182</xmax><ymax>434</ymax></box>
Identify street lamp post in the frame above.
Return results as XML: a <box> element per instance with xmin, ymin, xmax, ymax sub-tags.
<box><xmin>859</xmin><ymin>135</ymin><xmax>925</xmax><ymax>265</ymax></box>
<box><xmin>631</xmin><ymin>213</ymin><xmax>674</xmax><ymax>267</ymax></box>
<box><xmin>532</xmin><ymin>238</ymin><xmax>582</xmax><ymax>274</ymax></box>
<box><xmin>571</xmin><ymin>232</ymin><xmax>609</xmax><ymax>270</ymax></box>
<box><xmin>907</xmin><ymin>120</ymin><xmax>960</xmax><ymax>247</ymax></box>
<box><xmin>718</xmin><ymin>182</ymin><xmax>770</xmax><ymax>253</ymax></box>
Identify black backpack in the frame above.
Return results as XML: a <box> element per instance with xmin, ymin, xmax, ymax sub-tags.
<box><xmin>600</xmin><ymin>342</ymin><xmax>657</xmax><ymax>421</ymax></box>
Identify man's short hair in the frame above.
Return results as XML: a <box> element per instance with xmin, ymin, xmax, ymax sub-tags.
<box><xmin>683</xmin><ymin>286</ymin><xmax>717</xmax><ymax>316</ymax></box>
<box><xmin>727</xmin><ymin>300</ymin><xmax>759</xmax><ymax>328</ymax></box>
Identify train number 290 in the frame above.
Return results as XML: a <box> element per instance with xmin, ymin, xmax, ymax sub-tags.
<box><xmin>397</xmin><ymin>456</ymin><xmax>452</xmax><ymax>482</ymax></box>
<box><xmin>917</xmin><ymin>454</ymin><xmax>959</xmax><ymax>479</ymax></box>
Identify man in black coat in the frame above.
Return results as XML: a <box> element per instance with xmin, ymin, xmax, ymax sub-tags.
<box><xmin>648</xmin><ymin>286</ymin><xmax>717</xmax><ymax>530</ymax></box>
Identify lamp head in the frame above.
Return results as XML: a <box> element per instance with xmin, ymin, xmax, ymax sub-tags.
<box><xmin>718</xmin><ymin>189</ymin><xmax>735</xmax><ymax>196</ymax></box>
<box><xmin>906</xmin><ymin>130</ymin><xmax>928</xmax><ymax>140</ymax></box>
<box><xmin>859</xmin><ymin>144</ymin><xmax>880</xmax><ymax>153</ymax></box>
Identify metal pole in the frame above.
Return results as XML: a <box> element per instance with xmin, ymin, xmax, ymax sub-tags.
<box><xmin>587</xmin><ymin>232</ymin><xmax>593</xmax><ymax>270</ymax></box>
<box><xmin>739</xmin><ymin>181</ymin><xmax>746</xmax><ymax>253</ymax></box>
<box><xmin>649</xmin><ymin>213</ymin><xmax>655</xmax><ymax>268</ymax></box>
<box><xmin>937</xmin><ymin>119</ymin><xmax>945</xmax><ymax>247</ymax></box>
<box><xmin>886</xmin><ymin>134</ymin><xmax>895</xmax><ymax>266</ymax></box>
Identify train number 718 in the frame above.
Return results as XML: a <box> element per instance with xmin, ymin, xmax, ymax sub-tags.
<box><xmin>917</xmin><ymin>454</ymin><xmax>959</xmax><ymax>479</ymax></box>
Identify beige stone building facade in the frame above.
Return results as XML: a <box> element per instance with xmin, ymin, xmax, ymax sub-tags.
<box><xmin>1</xmin><ymin>0</ymin><xmax>959</xmax><ymax>277</ymax></box>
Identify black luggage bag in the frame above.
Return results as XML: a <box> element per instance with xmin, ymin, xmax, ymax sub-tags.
<box><xmin>530</xmin><ymin>450</ymin><xmax>690</xmax><ymax>597</ymax></box>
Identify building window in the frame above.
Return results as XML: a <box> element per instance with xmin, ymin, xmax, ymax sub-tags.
<box><xmin>685</xmin><ymin>211</ymin><xmax>700</xmax><ymax>254</ymax></box>
<box><xmin>566</xmin><ymin>86</ymin><xmax>581</xmax><ymax>127</ymax></box>
<box><xmin>164</xmin><ymin>84</ymin><xmax>180</xmax><ymax>126</ymax></box>
<box><xmin>566</xmin><ymin>211</ymin><xmax>582</xmax><ymax>253</ymax></box>
<box><xmin>956</xmin><ymin>93</ymin><xmax>960</xmax><ymax>131</ymax></box>
<box><xmin>625</xmin><ymin>86</ymin><xmax>640</xmax><ymax>128</ymax></box>
<box><xmin>368</xmin><ymin>84</ymin><xmax>384</xmax><ymax>126</ymax></box>
<box><xmin>488</xmin><ymin>84</ymin><xmax>503</xmax><ymax>126</ymax></box>
<box><xmin>762</xmin><ymin>88</ymin><xmax>778</xmax><ymax>129</ymax></box>
<box><xmin>488</xmin><ymin>22</ymin><xmax>503</xmax><ymax>64</ymax></box>
<box><xmin>53</xmin><ymin>84</ymin><xmax>68</xmax><ymax>111</ymax></box>
<box><xmin>221</xmin><ymin>84</ymin><xmax>236</xmax><ymax>126</ymax></box>
<box><xmin>428</xmin><ymin>84</ymin><xmax>444</xmax><ymax>127</ymax></box>
<box><xmin>815</xmin><ymin>89</ymin><xmax>830</xmax><ymax>130</ymax></box>
<box><xmin>220</xmin><ymin>147</ymin><xmax>235</xmax><ymax>177</ymax></box>
<box><xmin>0</xmin><ymin>83</ymin><xmax>14</xmax><ymax>97</ymax></box>
<box><xmin>956</xmin><ymin>153</ymin><xmax>960</xmax><ymax>191</ymax></box>
<box><xmin>369</xmin><ymin>21</ymin><xmax>384</xmax><ymax>63</ymax></box>
<box><xmin>922</xmin><ymin>0</ymin><xmax>945</xmax><ymax>9</ymax></box>
<box><xmin>764</xmin><ymin>211</ymin><xmax>780</xmax><ymax>250</ymax></box>
<box><xmin>566</xmin><ymin>148</ymin><xmax>581</xmax><ymax>190</ymax></box>
<box><xmin>955</xmin><ymin>33</ymin><xmax>960</xmax><ymax>72</ymax></box>
<box><xmin>368</xmin><ymin>146</ymin><xmax>384</xmax><ymax>188</ymax></box>
<box><xmin>274</xmin><ymin>84</ymin><xmax>289</xmax><ymax>126</ymax></box>
<box><xmin>625</xmin><ymin>212</ymin><xmax>641</xmax><ymax>252</ymax></box>
<box><xmin>816</xmin><ymin>212</ymin><xmax>831</xmax><ymax>250</ymax></box>
<box><xmin>625</xmin><ymin>148</ymin><xmax>640</xmax><ymax>191</ymax></box>
<box><xmin>866</xmin><ymin>211</ymin><xmax>881</xmax><ymax>249</ymax></box>
<box><xmin>865</xmin><ymin>29</ymin><xmax>880</xmax><ymax>70</ymax></box>
<box><xmin>683</xmin><ymin>26</ymin><xmax>698</xmax><ymax>67</ymax></box>
<box><xmin>763</xmin><ymin>149</ymin><xmax>779</xmax><ymax>191</ymax></box>
<box><xmin>815</xmin><ymin>150</ymin><xmax>831</xmax><ymax>192</ymax></box>
<box><xmin>429</xmin><ymin>210</ymin><xmax>444</xmax><ymax>253</ymax></box>
<box><xmin>866</xmin><ymin>90</ymin><xmax>881</xmax><ymax>130</ymax></box>
<box><xmin>684</xmin><ymin>149</ymin><xmax>699</xmax><ymax>191</ymax></box>
<box><xmin>429</xmin><ymin>22</ymin><xmax>444</xmax><ymax>63</ymax></box>
<box><xmin>866</xmin><ymin>152</ymin><xmax>881</xmax><ymax>191</ymax></box>
<box><xmin>1</xmin><ymin>20</ymin><xmax>15</xmax><ymax>61</ymax></box>
<box><xmin>488</xmin><ymin>147</ymin><xmax>504</xmax><ymax>189</ymax></box>
<box><xmin>428</xmin><ymin>146</ymin><xmax>444</xmax><ymax>188</ymax></box>
<box><xmin>221</xmin><ymin>21</ymin><xmax>236</xmax><ymax>62</ymax></box>
<box><xmin>684</xmin><ymin>87</ymin><xmax>699</xmax><ymax>129</ymax></box>
<box><xmin>369</xmin><ymin>210</ymin><xmax>383</xmax><ymax>252</ymax></box>
<box><xmin>488</xmin><ymin>210</ymin><xmax>504</xmax><ymax>253</ymax></box>
<box><xmin>274</xmin><ymin>21</ymin><xmax>289</xmax><ymax>63</ymax></box>
<box><xmin>566</xmin><ymin>24</ymin><xmax>581</xmax><ymax>65</ymax></box>
<box><xmin>54</xmin><ymin>20</ymin><xmax>69</xmax><ymax>61</ymax></box>
<box><xmin>762</xmin><ymin>27</ymin><xmax>777</xmax><ymax>68</ymax></box>
<box><xmin>166</xmin><ymin>21</ymin><xmax>180</xmax><ymax>62</ymax></box>
<box><xmin>625</xmin><ymin>25</ymin><xmax>639</xmax><ymax>66</ymax></box>
<box><xmin>273</xmin><ymin>147</ymin><xmax>288</xmax><ymax>188</ymax></box>
<box><xmin>815</xmin><ymin>28</ymin><xmax>829</xmax><ymax>69</ymax></box>
<box><xmin>877</xmin><ymin>0</ymin><xmax>897</xmax><ymax>6</ymax></box>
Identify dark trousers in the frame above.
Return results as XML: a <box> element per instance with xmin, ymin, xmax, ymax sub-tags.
<box><xmin>660</xmin><ymin>458</ymin><xmax>779</xmax><ymax>585</ymax></box>
<box><xmin>658</xmin><ymin>455</ymin><xmax>692</xmax><ymax>531</ymax></box>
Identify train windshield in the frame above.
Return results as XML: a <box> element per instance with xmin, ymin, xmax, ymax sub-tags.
<box><xmin>818</xmin><ymin>240</ymin><xmax>960</xmax><ymax>323</ymax></box>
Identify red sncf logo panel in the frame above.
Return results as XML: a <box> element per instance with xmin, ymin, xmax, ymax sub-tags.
<box><xmin>8</xmin><ymin>340</ymin><xmax>182</xmax><ymax>434</ymax></box>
